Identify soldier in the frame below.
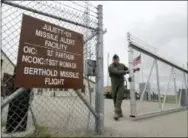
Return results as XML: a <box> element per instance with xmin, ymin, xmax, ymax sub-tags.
<box><xmin>108</xmin><ymin>54</ymin><xmax>139</xmax><ymax>120</ymax></box>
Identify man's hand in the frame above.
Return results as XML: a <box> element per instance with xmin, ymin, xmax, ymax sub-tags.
<box><xmin>134</xmin><ymin>67</ymin><xmax>140</xmax><ymax>72</ymax></box>
<box><xmin>128</xmin><ymin>77</ymin><xmax>132</xmax><ymax>82</ymax></box>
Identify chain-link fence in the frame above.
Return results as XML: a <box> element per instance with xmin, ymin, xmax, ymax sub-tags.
<box><xmin>127</xmin><ymin>33</ymin><xmax>188</xmax><ymax>120</ymax></box>
<box><xmin>1</xmin><ymin>1</ymin><xmax>104</xmax><ymax>137</ymax></box>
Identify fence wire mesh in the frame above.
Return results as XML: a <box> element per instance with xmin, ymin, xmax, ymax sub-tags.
<box><xmin>128</xmin><ymin>33</ymin><xmax>188</xmax><ymax>116</ymax></box>
<box><xmin>1</xmin><ymin>1</ymin><xmax>99</xmax><ymax>137</ymax></box>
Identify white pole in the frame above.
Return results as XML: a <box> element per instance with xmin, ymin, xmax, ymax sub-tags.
<box><xmin>138</xmin><ymin>59</ymin><xmax>155</xmax><ymax>110</ymax></box>
<box><xmin>162</xmin><ymin>67</ymin><xmax>173</xmax><ymax>110</ymax></box>
<box><xmin>183</xmin><ymin>64</ymin><xmax>188</xmax><ymax>106</ymax></box>
<box><xmin>128</xmin><ymin>32</ymin><xmax>137</xmax><ymax>117</ymax></box>
<box><xmin>155</xmin><ymin>59</ymin><xmax>161</xmax><ymax>110</ymax></box>
<box><xmin>141</xmin><ymin>54</ymin><xmax>144</xmax><ymax>82</ymax></box>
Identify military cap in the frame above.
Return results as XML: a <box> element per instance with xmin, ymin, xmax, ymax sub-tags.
<box><xmin>113</xmin><ymin>54</ymin><xmax>119</xmax><ymax>60</ymax></box>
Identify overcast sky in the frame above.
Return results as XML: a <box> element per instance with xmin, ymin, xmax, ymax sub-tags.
<box><xmin>2</xmin><ymin>1</ymin><xmax>187</xmax><ymax>93</ymax></box>
<box><xmin>90</xmin><ymin>1</ymin><xmax>187</xmax><ymax>89</ymax></box>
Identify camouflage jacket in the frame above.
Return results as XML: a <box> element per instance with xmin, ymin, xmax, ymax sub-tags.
<box><xmin>108</xmin><ymin>63</ymin><xmax>128</xmax><ymax>86</ymax></box>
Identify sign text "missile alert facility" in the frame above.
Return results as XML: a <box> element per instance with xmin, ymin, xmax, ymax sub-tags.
<box><xmin>15</xmin><ymin>14</ymin><xmax>83</xmax><ymax>89</ymax></box>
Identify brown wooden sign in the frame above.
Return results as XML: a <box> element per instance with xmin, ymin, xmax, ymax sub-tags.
<box><xmin>15</xmin><ymin>14</ymin><xmax>84</xmax><ymax>88</ymax></box>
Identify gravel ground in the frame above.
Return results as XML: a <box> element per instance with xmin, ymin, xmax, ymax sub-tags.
<box><xmin>2</xmin><ymin>96</ymin><xmax>188</xmax><ymax>137</ymax></box>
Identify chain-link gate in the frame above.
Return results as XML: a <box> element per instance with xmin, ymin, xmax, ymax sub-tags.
<box><xmin>127</xmin><ymin>33</ymin><xmax>188</xmax><ymax>120</ymax></box>
<box><xmin>1</xmin><ymin>1</ymin><xmax>104</xmax><ymax>137</ymax></box>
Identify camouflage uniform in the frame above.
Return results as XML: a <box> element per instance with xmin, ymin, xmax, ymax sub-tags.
<box><xmin>108</xmin><ymin>63</ymin><xmax>128</xmax><ymax>118</ymax></box>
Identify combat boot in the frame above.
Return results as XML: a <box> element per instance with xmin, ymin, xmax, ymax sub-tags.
<box><xmin>115</xmin><ymin>105</ymin><xmax>123</xmax><ymax>118</ymax></box>
<box><xmin>113</xmin><ymin>113</ymin><xmax>119</xmax><ymax>121</ymax></box>
<box><xmin>118</xmin><ymin>109</ymin><xmax>123</xmax><ymax>117</ymax></box>
<box><xmin>118</xmin><ymin>112</ymin><xmax>123</xmax><ymax>117</ymax></box>
<box><xmin>114</xmin><ymin>108</ymin><xmax>120</xmax><ymax>121</ymax></box>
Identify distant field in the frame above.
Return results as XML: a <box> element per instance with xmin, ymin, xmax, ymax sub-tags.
<box><xmin>147</xmin><ymin>95</ymin><xmax>178</xmax><ymax>104</ymax></box>
<box><xmin>165</xmin><ymin>95</ymin><xmax>177</xmax><ymax>104</ymax></box>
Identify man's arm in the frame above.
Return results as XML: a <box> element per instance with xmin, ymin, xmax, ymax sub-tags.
<box><xmin>123</xmin><ymin>65</ymin><xmax>129</xmax><ymax>74</ymax></box>
<box><xmin>123</xmin><ymin>65</ymin><xmax>140</xmax><ymax>74</ymax></box>
<box><xmin>108</xmin><ymin>65</ymin><xmax>127</xmax><ymax>76</ymax></box>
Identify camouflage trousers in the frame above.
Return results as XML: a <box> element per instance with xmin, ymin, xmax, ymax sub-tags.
<box><xmin>112</xmin><ymin>83</ymin><xmax>124</xmax><ymax>115</ymax></box>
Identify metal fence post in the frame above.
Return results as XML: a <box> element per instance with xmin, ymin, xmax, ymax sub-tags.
<box><xmin>125</xmin><ymin>33</ymin><xmax>188</xmax><ymax>119</ymax></box>
<box><xmin>155</xmin><ymin>59</ymin><xmax>161</xmax><ymax>110</ymax></box>
<box><xmin>137</xmin><ymin>59</ymin><xmax>155</xmax><ymax>111</ymax></box>
<box><xmin>127</xmin><ymin>33</ymin><xmax>136</xmax><ymax>117</ymax></box>
<box><xmin>2</xmin><ymin>1</ymin><xmax>103</xmax><ymax>136</ymax></box>
<box><xmin>172</xmin><ymin>68</ymin><xmax>178</xmax><ymax>104</ymax></box>
<box><xmin>95</xmin><ymin>5</ymin><xmax>104</xmax><ymax>134</ymax></box>
<box><xmin>162</xmin><ymin>67</ymin><xmax>173</xmax><ymax>110</ymax></box>
<box><xmin>183</xmin><ymin>72</ymin><xmax>188</xmax><ymax>106</ymax></box>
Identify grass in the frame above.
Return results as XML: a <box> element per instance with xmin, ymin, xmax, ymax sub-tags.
<box><xmin>151</xmin><ymin>95</ymin><xmax>177</xmax><ymax>104</ymax></box>
<box><xmin>26</xmin><ymin>125</ymin><xmax>57</xmax><ymax>138</ymax></box>
<box><xmin>2</xmin><ymin>120</ymin><xmax>6</xmax><ymax>127</ymax></box>
<box><xmin>26</xmin><ymin>125</ymin><xmax>95</xmax><ymax>137</ymax></box>
<box><xmin>2</xmin><ymin>122</ymin><xmax>94</xmax><ymax>137</ymax></box>
<box><xmin>165</xmin><ymin>95</ymin><xmax>177</xmax><ymax>104</ymax></box>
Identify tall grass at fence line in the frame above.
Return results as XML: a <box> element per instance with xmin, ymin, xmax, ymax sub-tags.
<box><xmin>165</xmin><ymin>95</ymin><xmax>177</xmax><ymax>104</ymax></box>
<box><xmin>26</xmin><ymin>125</ymin><xmax>56</xmax><ymax>138</ymax></box>
<box><xmin>25</xmin><ymin>125</ymin><xmax>94</xmax><ymax>137</ymax></box>
<box><xmin>151</xmin><ymin>95</ymin><xmax>177</xmax><ymax>104</ymax></box>
<box><xmin>1</xmin><ymin>120</ymin><xmax>6</xmax><ymax>127</ymax></box>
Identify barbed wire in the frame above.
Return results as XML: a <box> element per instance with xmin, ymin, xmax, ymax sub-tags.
<box><xmin>131</xmin><ymin>39</ymin><xmax>187</xmax><ymax>114</ymax></box>
<box><xmin>129</xmin><ymin>34</ymin><xmax>157</xmax><ymax>53</ymax></box>
<box><xmin>69</xmin><ymin>1</ymin><xmax>98</xmax><ymax>14</ymax></box>
<box><xmin>44</xmin><ymin>1</ymin><xmax>98</xmax><ymax>19</ymax></box>
<box><xmin>1</xmin><ymin>1</ymin><xmax>98</xmax><ymax>137</ymax></box>
<box><xmin>39</xmin><ymin>2</ymin><xmax>98</xmax><ymax>25</ymax></box>
<box><xmin>129</xmin><ymin>33</ymin><xmax>185</xmax><ymax>68</ymax></box>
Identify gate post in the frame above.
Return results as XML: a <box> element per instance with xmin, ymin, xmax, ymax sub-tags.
<box><xmin>95</xmin><ymin>5</ymin><xmax>104</xmax><ymax>134</ymax></box>
<box><xmin>127</xmin><ymin>33</ymin><xmax>137</xmax><ymax>117</ymax></box>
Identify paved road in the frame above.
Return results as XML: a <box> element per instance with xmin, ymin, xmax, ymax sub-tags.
<box><xmin>102</xmin><ymin>99</ymin><xmax>188</xmax><ymax>137</ymax></box>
